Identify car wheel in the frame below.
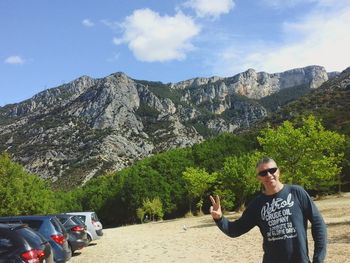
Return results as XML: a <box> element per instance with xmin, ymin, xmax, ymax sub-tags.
<box><xmin>69</xmin><ymin>243</ymin><xmax>74</xmax><ymax>255</ymax></box>
<box><xmin>87</xmin><ymin>234</ymin><xmax>92</xmax><ymax>243</ymax></box>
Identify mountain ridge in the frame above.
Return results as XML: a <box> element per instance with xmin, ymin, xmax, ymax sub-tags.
<box><xmin>0</xmin><ymin>65</ymin><xmax>343</xmax><ymax>188</ymax></box>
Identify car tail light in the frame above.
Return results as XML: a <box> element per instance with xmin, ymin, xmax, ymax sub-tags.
<box><xmin>36</xmin><ymin>250</ymin><xmax>45</xmax><ymax>258</ymax></box>
<box><xmin>71</xmin><ymin>225</ymin><xmax>84</xmax><ymax>232</ymax></box>
<box><xmin>21</xmin><ymin>249</ymin><xmax>45</xmax><ymax>263</ymax></box>
<box><xmin>51</xmin><ymin>234</ymin><xmax>65</xmax><ymax>245</ymax></box>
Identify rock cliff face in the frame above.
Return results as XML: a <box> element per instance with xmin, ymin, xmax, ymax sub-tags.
<box><xmin>173</xmin><ymin>65</ymin><xmax>328</xmax><ymax>100</ymax></box>
<box><xmin>0</xmin><ymin>66</ymin><xmax>329</xmax><ymax>188</ymax></box>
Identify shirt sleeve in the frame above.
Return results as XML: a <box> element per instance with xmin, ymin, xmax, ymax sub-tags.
<box><xmin>214</xmin><ymin>203</ymin><xmax>257</xmax><ymax>238</ymax></box>
<box><xmin>298</xmin><ymin>187</ymin><xmax>327</xmax><ymax>263</ymax></box>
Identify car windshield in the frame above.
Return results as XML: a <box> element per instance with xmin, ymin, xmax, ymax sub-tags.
<box><xmin>57</xmin><ymin>217</ymin><xmax>68</xmax><ymax>225</ymax></box>
<box><xmin>50</xmin><ymin>218</ymin><xmax>65</xmax><ymax>234</ymax></box>
<box><xmin>71</xmin><ymin>216</ymin><xmax>84</xmax><ymax>225</ymax></box>
<box><xmin>0</xmin><ymin>235</ymin><xmax>15</xmax><ymax>255</ymax></box>
<box><xmin>91</xmin><ymin>213</ymin><xmax>99</xmax><ymax>221</ymax></box>
<box><xmin>17</xmin><ymin>227</ymin><xmax>43</xmax><ymax>246</ymax></box>
<box><xmin>76</xmin><ymin>215</ymin><xmax>86</xmax><ymax>223</ymax></box>
<box><xmin>20</xmin><ymin>220</ymin><xmax>43</xmax><ymax>231</ymax></box>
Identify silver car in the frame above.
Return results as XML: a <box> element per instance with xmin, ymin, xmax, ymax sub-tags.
<box><xmin>66</xmin><ymin>212</ymin><xmax>103</xmax><ymax>242</ymax></box>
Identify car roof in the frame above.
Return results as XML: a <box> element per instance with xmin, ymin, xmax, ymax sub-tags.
<box><xmin>48</xmin><ymin>214</ymin><xmax>72</xmax><ymax>218</ymax></box>
<box><xmin>0</xmin><ymin>223</ymin><xmax>26</xmax><ymax>230</ymax></box>
<box><xmin>66</xmin><ymin>212</ymin><xmax>95</xmax><ymax>215</ymax></box>
<box><xmin>0</xmin><ymin>215</ymin><xmax>56</xmax><ymax>220</ymax></box>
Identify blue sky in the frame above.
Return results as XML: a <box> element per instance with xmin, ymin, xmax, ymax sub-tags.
<box><xmin>1</xmin><ymin>0</ymin><xmax>350</xmax><ymax>106</ymax></box>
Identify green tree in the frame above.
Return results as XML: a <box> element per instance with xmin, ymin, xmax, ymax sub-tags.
<box><xmin>87</xmin><ymin>148</ymin><xmax>193</xmax><ymax>226</ymax></box>
<box><xmin>340</xmin><ymin>137</ymin><xmax>350</xmax><ymax>192</ymax></box>
<box><xmin>182</xmin><ymin>167</ymin><xmax>217</xmax><ymax>215</ymax></box>
<box><xmin>191</xmin><ymin>133</ymin><xmax>255</xmax><ymax>173</ymax></box>
<box><xmin>147</xmin><ymin>148</ymin><xmax>195</xmax><ymax>215</ymax></box>
<box><xmin>139</xmin><ymin>197</ymin><xmax>164</xmax><ymax>221</ymax></box>
<box><xmin>215</xmin><ymin>152</ymin><xmax>261</xmax><ymax>211</ymax></box>
<box><xmin>80</xmin><ymin>174</ymin><xmax>118</xmax><ymax>212</ymax></box>
<box><xmin>54</xmin><ymin>189</ymin><xmax>82</xmax><ymax>213</ymax></box>
<box><xmin>0</xmin><ymin>153</ymin><xmax>56</xmax><ymax>216</ymax></box>
<box><xmin>258</xmin><ymin>115</ymin><xmax>345</xmax><ymax>192</ymax></box>
<box><xmin>117</xmin><ymin>164</ymin><xmax>167</xmax><ymax>221</ymax></box>
<box><xmin>136</xmin><ymin>207</ymin><xmax>146</xmax><ymax>223</ymax></box>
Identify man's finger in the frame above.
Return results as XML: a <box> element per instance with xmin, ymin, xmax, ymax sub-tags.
<box><xmin>209</xmin><ymin>195</ymin><xmax>216</xmax><ymax>206</ymax></box>
<box><xmin>215</xmin><ymin>195</ymin><xmax>221</xmax><ymax>206</ymax></box>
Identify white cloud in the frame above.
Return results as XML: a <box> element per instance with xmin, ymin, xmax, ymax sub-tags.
<box><xmin>4</xmin><ymin>55</ymin><xmax>25</xmax><ymax>65</ymax></box>
<box><xmin>184</xmin><ymin>0</ymin><xmax>234</xmax><ymax>18</ymax></box>
<box><xmin>82</xmin><ymin>19</ymin><xmax>94</xmax><ymax>27</ymax></box>
<box><xmin>212</xmin><ymin>5</ymin><xmax>350</xmax><ymax>75</ymax></box>
<box><xmin>262</xmin><ymin>0</ymin><xmax>346</xmax><ymax>9</ymax></box>
<box><xmin>262</xmin><ymin>0</ymin><xmax>315</xmax><ymax>8</ymax></box>
<box><xmin>114</xmin><ymin>8</ymin><xmax>200</xmax><ymax>62</ymax></box>
<box><xmin>101</xmin><ymin>19</ymin><xmax>120</xmax><ymax>30</ymax></box>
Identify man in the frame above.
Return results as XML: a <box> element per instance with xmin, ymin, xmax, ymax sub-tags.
<box><xmin>210</xmin><ymin>157</ymin><xmax>327</xmax><ymax>263</ymax></box>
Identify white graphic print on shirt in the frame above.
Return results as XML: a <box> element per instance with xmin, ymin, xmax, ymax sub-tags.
<box><xmin>261</xmin><ymin>193</ymin><xmax>297</xmax><ymax>242</ymax></box>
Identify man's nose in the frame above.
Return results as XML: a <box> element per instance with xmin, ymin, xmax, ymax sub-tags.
<box><xmin>266</xmin><ymin>171</ymin><xmax>274</xmax><ymax>177</ymax></box>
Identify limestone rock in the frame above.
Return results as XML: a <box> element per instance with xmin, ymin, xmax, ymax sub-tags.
<box><xmin>0</xmin><ymin>66</ymin><xmax>331</xmax><ymax>187</ymax></box>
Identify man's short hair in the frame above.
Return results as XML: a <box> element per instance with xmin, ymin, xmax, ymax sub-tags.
<box><xmin>256</xmin><ymin>157</ymin><xmax>276</xmax><ymax>168</ymax></box>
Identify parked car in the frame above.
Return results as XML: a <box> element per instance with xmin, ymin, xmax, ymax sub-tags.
<box><xmin>0</xmin><ymin>223</ymin><xmax>54</xmax><ymax>263</ymax></box>
<box><xmin>66</xmin><ymin>212</ymin><xmax>103</xmax><ymax>242</ymax></box>
<box><xmin>0</xmin><ymin>216</ymin><xmax>71</xmax><ymax>263</ymax></box>
<box><xmin>54</xmin><ymin>214</ymin><xmax>89</xmax><ymax>253</ymax></box>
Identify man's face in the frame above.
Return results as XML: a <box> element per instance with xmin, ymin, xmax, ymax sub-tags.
<box><xmin>256</xmin><ymin>160</ymin><xmax>280</xmax><ymax>189</ymax></box>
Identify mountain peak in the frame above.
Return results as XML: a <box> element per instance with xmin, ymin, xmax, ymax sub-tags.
<box><xmin>0</xmin><ymin>64</ymin><xmax>347</xmax><ymax>188</ymax></box>
<box><xmin>108</xmin><ymin>72</ymin><xmax>130</xmax><ymax>79</ymax></box>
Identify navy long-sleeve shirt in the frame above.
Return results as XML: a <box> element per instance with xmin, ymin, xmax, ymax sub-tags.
<box><xmin>215</xmin><ymin>185</ymin><xmax>327</xmax><ymax>263</ymax></box>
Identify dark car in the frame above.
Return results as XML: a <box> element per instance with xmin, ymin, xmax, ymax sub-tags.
<box><xmin>0</xmin><ymin>216</ymin><xmax>71</xmax><ymax>263</ymax></box>
<box><xmin>54</xmin><ymin>214</ymin><xmax>89</xmax><ymax>253</ymax></box>
<box><xmin>0</xmin><ymin>223</ymin><xmax>54</xmax><ymax>263</ymax></box>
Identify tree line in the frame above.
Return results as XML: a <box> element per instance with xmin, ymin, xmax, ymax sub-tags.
<box><xmin>0</xmin><ymin>115</ymin><xmax>347</xmax><ymax>226</ymax></box>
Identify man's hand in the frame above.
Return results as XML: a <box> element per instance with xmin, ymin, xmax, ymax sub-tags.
<box><xmin>209</xmin><ymin>195</ymin><xmax>223</xmax><ymax>220</ymax></box>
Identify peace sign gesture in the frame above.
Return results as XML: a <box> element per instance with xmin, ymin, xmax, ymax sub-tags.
<box><xmin>209</xmin><ymin>195</ymin><xmax>223</xmax><ymax>220</ymax></box>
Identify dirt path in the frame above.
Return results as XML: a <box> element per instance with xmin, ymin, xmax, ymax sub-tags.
<box><xmin>69</xmin><ymin>194</ymin><xmax>350</xmax><ymax>263</ymax></box>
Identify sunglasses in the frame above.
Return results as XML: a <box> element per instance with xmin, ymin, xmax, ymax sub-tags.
<box><xmin>258</xmin><ymin>167</ymin><xmax>278</xmax><ymax>177</ymax></box>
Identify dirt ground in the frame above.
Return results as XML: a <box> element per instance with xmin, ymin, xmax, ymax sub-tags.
<box><xmin>69</xmin><ymin>193</ymin><xmax>350</xmax><ymax>263</ymax></box>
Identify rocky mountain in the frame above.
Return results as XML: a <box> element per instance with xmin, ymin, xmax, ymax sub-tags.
<box><xmin>0</xmin><ymin>65</ymin><xmax>332</xmax><ymax>188</ymax></box>
<box><xmin>264</xmin><ymin>66</ymin><xmax>350</xmax><ymax>133</ymax></box>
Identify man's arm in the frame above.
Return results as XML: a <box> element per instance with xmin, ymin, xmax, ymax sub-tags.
<box><xmin>300</xmin><ymin>189</ymin><xmax>327</xmax><ymax>263</ymax></box>
<box><xmin>214</xmin><ymin>209</ymin><xmax>257</xmax><ymax>237</ymax></box>
<box><xmin>210</xmin><ymin>195</ymin><xmax>256</xmax><ymax>238</ymax></box>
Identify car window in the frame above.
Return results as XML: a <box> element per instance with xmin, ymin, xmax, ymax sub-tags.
<box><xmin>71</xmin><ymin>216</ymin><xmax>84</xmax><ymax>225</ymax></box>
<box><xmin>57</xmin><ymin>217</ymin><xmax>68</xmax><ymax>225</ymax></box>
<box><xmin>0</xmin><ymin>219</ymin><xmax>22</xmax><ymax>224</ymax></box>
<box><xmin>77</xmin><ymin>215</ymin><xmax>86</xmax><ymax>223</ymax></box>
<box><xmin>20</xmin><ymin>220</ymin><xmax>43</xmax><ymax>231</ymax></box>
<box><xmin>17</xmin><ymin>227</ymin><xmax>43</xmax><ymax>246</ymax></box>
<box><xmin>50</xmin><ymin>218</ymin><xmax>64</xmax><ymax>233</ymax></box>
<box><xmin>0</xmin><ymin>236</ymin><xmax>15</xmax><ymax>255</ymax></box>
<box><xmin>0</xmin><ymin>231</ymin><xmax>20</xmax><ymax>259</ymax></box>
<box><xmin>91</xmin><ymin>213</ymin><xmax>99</xmax><ymax>221</ymax></box>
